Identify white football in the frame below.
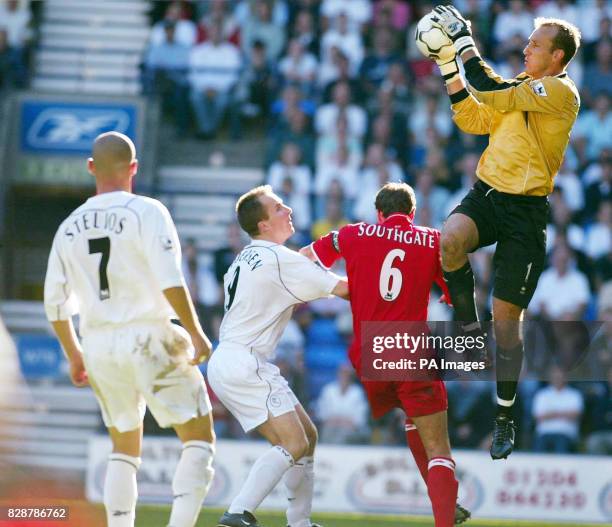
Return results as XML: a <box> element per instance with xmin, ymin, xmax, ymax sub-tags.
<box><xmin>415</xmin><ymin>11</ymin><xmax>455</xmax><ymax>62</ymax></box>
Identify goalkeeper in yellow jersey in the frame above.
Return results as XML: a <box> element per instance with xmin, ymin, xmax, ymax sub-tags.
<box><xmin>429</xmin><ymin>5</ymin><xmax>581</xmax><ymax>460</ymax></box>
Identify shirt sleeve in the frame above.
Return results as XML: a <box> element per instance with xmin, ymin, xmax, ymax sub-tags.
<box><xmin>450</xmin><ymin>89</ymin><xmax>495</xmax><ymax>135</ymax></box>
<box><xmin>432</xmin><ymin>231</ymin><xmax>452</xmax><ymax>304</ymax></box>
<box><xmin>277</xmin><ymin>247</ymin><xmax>340</xmax><ymax>303</ymax></box>
<box><xmin>463</xmin><ymin>56</ymin><xmax>525</xmax><ymax>92</ymax></box>
<box><xmin>471</xmin><ymin>76</ymin><xmax>570</xmax><ymax>114</ymax></box>
<box><xmin>141</xmin><ymin>202</ymin><xmax>185</xmax><ymax>291</ymax></box>
<box><xmin>311</xmin><ymin>229</ymin><xmax>343</xmax><ymax>270</ymax></box>
<box><xmin>44</xmin><ymin>234</ymin><xmax>79</xmax><ymax>321</ymax></box>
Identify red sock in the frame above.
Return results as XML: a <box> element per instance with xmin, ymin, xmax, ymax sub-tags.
<box><xmin>405</xmin><ymin>420</ymin><xmax>428</xmax><ymax>482</ymax></box>
<box><xmin>427</xmin><ymin>457</ymin><xmax>458</xmax><ymax>527</ymax></box>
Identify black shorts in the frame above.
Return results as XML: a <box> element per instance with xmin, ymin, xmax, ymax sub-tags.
<box><xmin>451</xmin><ymin>180</ymin><xmax>549</xmax><ymax>309</ymax></box>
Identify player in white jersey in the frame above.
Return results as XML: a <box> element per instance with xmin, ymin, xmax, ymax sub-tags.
<box><xmin>44</xmin><ymin>132</ymin><xmax>215</xmax><ymax>527</ymax></box>
<box><xmin>206</xmin><ymin>185</ymin><xmax>349</xmax><ymax>527</ymax></box>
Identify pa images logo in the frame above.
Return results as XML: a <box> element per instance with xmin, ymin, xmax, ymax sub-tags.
<box><xmin>346</xmin><ymin>456</ymin><xmax>482</xmax><ymax>513</ymax></box>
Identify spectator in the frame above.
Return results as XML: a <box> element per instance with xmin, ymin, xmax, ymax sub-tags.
<box><xmin>234</xmin><ymin>0</ymin><xmax>289</xmax><ymax>28</ymax></box>
<box><xmin>268</xmin><ymin>143</ymin><xmax>312</xmax><ymax>231</ymax></box>
<box><xmin>353</xmin><ymin>143</ymin><xmax>403</xmax><ymax>223</ymax></box>
<box><xmin>316</xmin><ymin>363</ymin><xmax>370</xmax><ymax>444</ymax></box>
<box><xmin>143</xmin><ymin>21</ymin><xmax>190</xmax><ymax>136</ymax></box>
<box><xmin>213</xmin><ymin>222</ymin><xmax>245</xmax><ymax>287</ymax></box>
<box><xmin>316</xmin><ymin>111</ymin><xmax>362</xmax><ymax>175</ymax></box>
<box><xmin>532</xmin><ymin>365</ymin><xmax>584</xmax><ymax>453</ymax></box>
<box><xmin>290</xmin><ymin>9</ymin><xmax>319</xmax><ymax>56</ymax></box>
<box><xmin>320</xmin><ymin>47</ymin><xmax>364</xmax><ymax>103</ymax></box>
<box><xmin>413</xmin><ymin>167</ymin><xmax>450</xmax><ymax>229</ymax></box>
<box><xmin>320</xmin><ymin>0</ymin><xmax>371</xmax><ymax>32</ymax></box>
<box><xmin>311</xmin><ymin>197</ymin><xmax>350</xmax><ymax>241</ymax></box>
<box><xmin>278</xmin><ymin>38</ymin><xmax>318</xmax><ymax>95</ymax></box>
<box><xmin>554</xmin><ymin>159</ymin><xmax>584</xmax><ymax>214</ymax></box>
<box><xmin>584</xmin><ymin>149</ymin><xmax>611</xmax><ymax>219</ymax></box>
<box><xmin>271</xmin><ymin>85</ymin><xmax>316</xmax><ymax>130</ymax></box>
<box><xmin>492</xmin><ymin>0</ymin><xmax>533</xmax><ymax>48</ymax></box>
<box><xmin>373</xmin><ymin>0</ymin><xmax>411</xmax><ymax>32</ymax></box>
<box><xmin>446</xmin><ymin>380</ymin><xmax>494</xmax><ymax>449</ymax></box>
<box><xmin>366</xmin><ymin>88</ymin><xmax>408</xmax><ymax>168</ymax></box>
<box><xmin>585</xmin><ymin>367</ymin><xmax>612</xmax><ymax>455</ymax></box>
<box><xmin>235</xmin><ymin>40</ymin><xmax>276</xmax><ymax>123</ymax></box>
<box><xmin>320</xmin><ymin>11</ymin><xmax>364</xmax><ymax>75</ymax></box>
<box><xmin>379</xmin><ymin>62</ymin><xmax>412</xmax><ymax>120</ymax></box>
<box><xmin>150</xmin><ymin>1</ymin><xmax>197</xmax><ymax>47</ymax></box>
<box><xmin>196</xmin><ymin>0</ymin><xmax>240</xmax><ymax>45</ymax></box>
<box><xmin>0</xmin><ymin>0</ymin><xmax>31</xmax><ymax>86</ymax></box>
<box><xmin>585</xmin><ymin>201</ymin><xmax>611</xmax><ymax>260</ymax></box>
<box><xmin>573</xmin><ymin>93</ymin><xmax>612</xmax><ymax>165</ymax></box>
<box><xmin>241</xmin><ymin>0</ymin><xmax>286</xmax><ymax>62</ymax></box>
<box><xmin>529</xmin><ymin>243</ymin><xmax>591</xmax><ymax>321</ymax></box>
<box><xmin>0</xmin><ymin>29</ymin><xmax>11</xmax><ymax>90</ymax></box>
<box><xmin>536</xmin><ymin>1</ymin><xmax>579</xmax><ymax>31</ymax></box>
<box><xmin>314</xmin><ymin>141</ymin><xmax>360</xmax><ymax>213</ymax></box>
<box><xmin>583</xmin><ymin>283</ymin><xmax>612</xmax><ymax>379</ymax></box>
<box><xmin>410</xmin><ymin>94</ymin><xmax>453</xmax><ymax>150</ymax></box>
<box><xmin>579</xmin><ymin>0</ymin><xmax>612</xmax><ymax>46</ymax></box>
<box><xmin>359</xmin><ymin>28</ymin><xmax>401</xmax><ymax>99</ymax></box>
<box><xmin>315</xmin><ymin>81</ymin><xmax>367</xmax><ymax>137</ymax></box>
<box><xmin>446</xmin><ymin>152</ymin><xmax>479</xmax><ymax>216</ymax></box>
<box><xmin>266</xmin><ymin>107</ymin><xmax>316</xmax><ymax>170</ymax></box>
<box><xmin>181</xmin><ymin>238</ymin><xmax>220</xmax><ymax>312</ymax></box>
<box><xmin>189</xmin><ymin>23</ymin><xmax>242</xmax><ymax>139</ymax></box>
<box><xmin>547</xmin><ymin>188</ymin><xmax>585</xmax><ymax>253</ymax></box>
<box><xmin>496</xmin><ymin>49</ymin><xmax>526</xmax><ymax>80</ymax></box>
<box><xmin>274</xmin><ymin>318</ymin><xmax>309</xmax><ymax>404</ymax></box>
<box><xmin>581</xmin><ymin>40</ymin><xmax>612</xmax><ymax>108</ymax></box>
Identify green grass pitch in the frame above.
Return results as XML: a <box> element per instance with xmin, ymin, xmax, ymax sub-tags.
<box><xmin>134</xmin><ymin>505</ymin><xmax>603</xmax><ymax>527</ymax></box>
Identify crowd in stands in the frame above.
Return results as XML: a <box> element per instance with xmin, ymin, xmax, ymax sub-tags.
<box><xmin>144</xmin><ymin>0</ymin><xmax>612</xmax><ymax>455</ymax></box>
<box><xmin>0</xmin><ymin>0</ymin><xmax>33</xmax><ymax>90</ymax></box>
<box><xmin>0</xmin><ymin>0</ymin><xmax>608</xmax><ymax>458</ymax></box>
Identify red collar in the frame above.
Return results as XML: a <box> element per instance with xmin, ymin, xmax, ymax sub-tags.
<box><xmin>381</xmin><ymin>213</ymin><xmax>414</xmax><ymax>227</ymax></box>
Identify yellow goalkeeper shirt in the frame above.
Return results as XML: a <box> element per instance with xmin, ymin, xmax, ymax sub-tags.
<box><xmin>450</xmin><ymin>56</ymin><xmax>580</xmax><ymax>196</ymax></box>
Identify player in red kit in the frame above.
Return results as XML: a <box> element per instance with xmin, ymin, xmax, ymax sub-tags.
<box><xmin>301</xmin><ymin>183</ymin><xmax>469</xmax><ymax>526</ymax></box>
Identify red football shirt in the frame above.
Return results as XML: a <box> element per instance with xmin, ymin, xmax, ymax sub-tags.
<box><xmin>311</xmin><ymin>213</ymin><xmax>450</xmax><ymax>368</ymax></box>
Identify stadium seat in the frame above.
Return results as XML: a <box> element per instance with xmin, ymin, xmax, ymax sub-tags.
<box><xmin>304</xmin><ymin>343</ymin><xmax>346</xmax><ymax>369</ymax></box>
<box><xmin>306</xmin><ymin>318</ymin><xmax>345</xmax><ymax>346</ymax></box>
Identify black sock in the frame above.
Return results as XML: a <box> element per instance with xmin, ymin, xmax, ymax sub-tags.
<box><xmin>496</xmin><ymin>343</ymin><xmax>524</xmax><ymax>419</ymax></box>
<box><xmin>443</xmin><ymin>261</ymin><xmax>478</xmax><ymax>326</ymax></box>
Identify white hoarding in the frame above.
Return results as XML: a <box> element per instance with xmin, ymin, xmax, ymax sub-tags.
<box><xmin>86</xmin><ymin>437</ymin><xmax>612</xmax><ymax>523</ymax></box>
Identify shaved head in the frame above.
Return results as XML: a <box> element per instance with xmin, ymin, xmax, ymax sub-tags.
<box><xmin>91</xmin><ymin>132</ymin><xmax>136</xmax><ymax>178</ymax></box>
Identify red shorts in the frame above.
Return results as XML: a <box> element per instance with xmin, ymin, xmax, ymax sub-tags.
<box><xmin>361</xmin><ymin>379</ymin><xmax>448</xmax><ymax>419</ymax></box>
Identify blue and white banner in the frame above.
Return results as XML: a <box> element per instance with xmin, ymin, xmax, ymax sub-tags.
<box><xmin>20</xmin><ymin>101</ymin><xmax>137</xmax><ymax>155</ymax></box>
<box><xmin>13</xmin><ymin>334</ymin><xmax>66</xmax><ymax>379</ymax></box>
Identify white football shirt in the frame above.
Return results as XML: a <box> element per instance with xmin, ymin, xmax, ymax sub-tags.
<box><xmin>219</xmin><ymin>240</ymin><xmax>340</xmax><ymax>357</ymax></box>
<box><xmin>44</xmin><ymin>191</ymin><xmax>184</xmax><ymax>335</ymax></box>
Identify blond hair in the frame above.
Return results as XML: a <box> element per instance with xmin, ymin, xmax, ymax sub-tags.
<box><xmin>534</xmin><ymin>17</ymin><xmax>581</xmax><ymax>66</ymax></box>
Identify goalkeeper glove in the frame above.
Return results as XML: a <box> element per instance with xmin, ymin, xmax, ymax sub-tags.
<box><xmin>433</xmin><ymin>5</ymin><xmax>476</xmax><ymax>56</ymax></box>
<box><xmin>437</xmin><ymin>56</ymin><xmax>461</xmax><ymax>85</ymax></box>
